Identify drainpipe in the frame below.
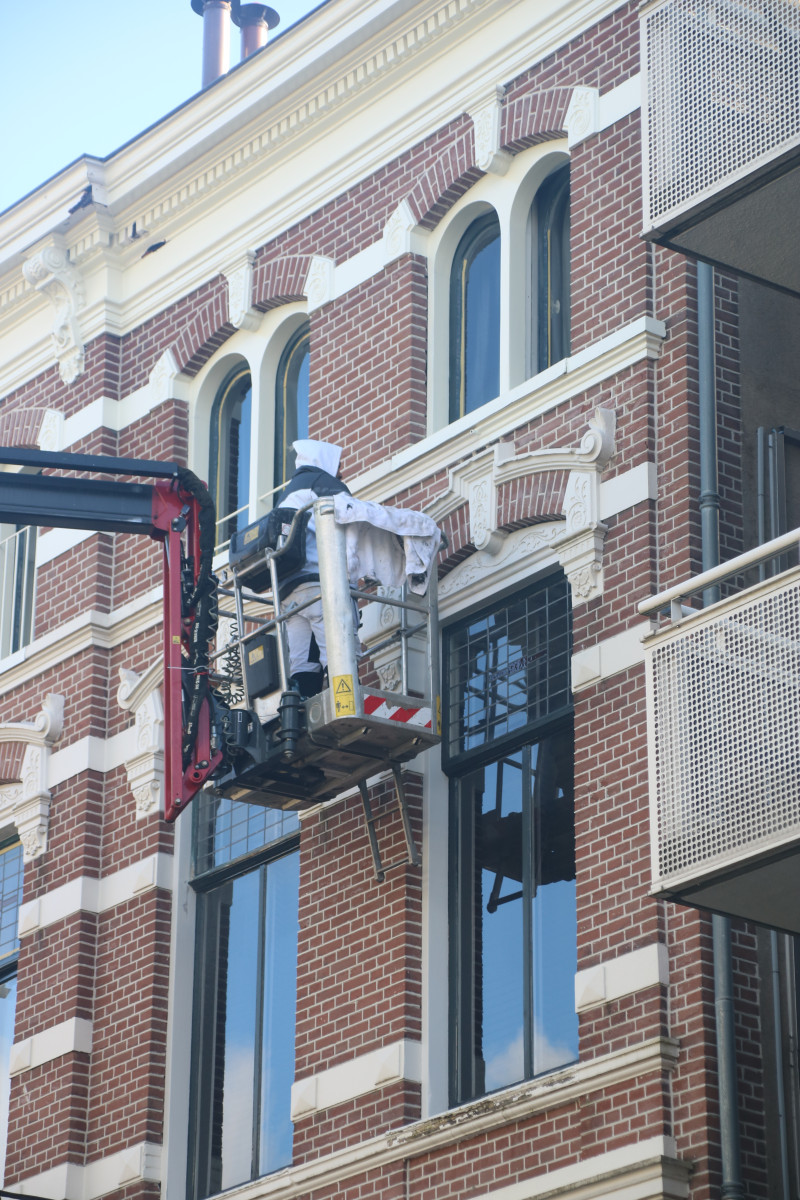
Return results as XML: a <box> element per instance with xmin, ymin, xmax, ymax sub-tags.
<box><xmin>231</xmin><ymin>1</ymin><xmax>279</xmax><ymax>60</ymax></box>
<box><xmin>697</xmin><ymin>260</ymin><xmax>745</xmax><ymax>1200</ymax></box>
<box><xmin>191</xmin><ymin>0</ymin><xmax>232</xmax><ymax>88</ymax></box>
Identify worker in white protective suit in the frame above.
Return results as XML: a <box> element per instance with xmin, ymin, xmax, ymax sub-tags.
<box><xmin>275</xmin><ymin>439</ymin><xmax>351</xmax><ymax>699</ymax></box>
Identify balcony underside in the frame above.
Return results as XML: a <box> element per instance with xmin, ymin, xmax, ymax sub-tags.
<box><xmin>645</xmin><ymin>149</ymin><xmax>800</xmax><ymax>297</ymax></box>
<box><xmin>653</xmin><ymin>841</ymin><xmax>800</xmax><ymax>934</ymax></box>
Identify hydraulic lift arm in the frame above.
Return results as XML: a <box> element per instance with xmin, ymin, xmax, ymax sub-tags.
<box><xmin>0</xmin><ymin>448</ymin><xmax>222</xmax><ymax>821</ymax></box>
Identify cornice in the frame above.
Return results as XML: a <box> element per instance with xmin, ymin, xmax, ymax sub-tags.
<box><xmin>220</xmin><ymin>1036</ymin><xmax>680</xmax><ymax>1200</ymax></box>
<box><xmin>0</xmin><ymin>0</ymin><xmax>625</xmax><ymax>377</ymax></box>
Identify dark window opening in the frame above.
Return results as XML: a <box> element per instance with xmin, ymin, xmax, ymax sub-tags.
<box><xmin>449</xmin><ymin>212</ymin><xmax>501</xmax><ymax>422</ymax></box>
<box><xmin>274</xmin><ymin>325</ymin><xmax>310</xmax><ymax>492</ymax></box>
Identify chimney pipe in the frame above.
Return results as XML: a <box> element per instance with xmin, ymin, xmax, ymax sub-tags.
<box><xmin>191</xmin><ymin>0</ymin><xmax>232</xmax><ymax>88</ymax></box>
<box><xmin>231</xmin><ymin>2</ymin><xmax>279</xmax><ymax>61</ymax></box>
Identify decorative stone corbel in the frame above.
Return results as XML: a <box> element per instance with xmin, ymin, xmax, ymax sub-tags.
<box><xmin>0</xmin><ymin>695</ymin><xmax>65</xmax><ymax>862</ymax></box>
<box><xmin>566</xmin><ymin>86</ymin><xmax>600</xmax><ymax>148</ymax></box>
<box><xmin>382</xmin><ymin>200</ymin><xmax>427</xmax><ymax>266</ymax></box>
<box><xmin>22</xmin><ymin>239</ymin><xmax>86</xmax><ymax>385</ymax></box>
<box><xmin>223</xmin><ymin>252</ymin><xmax>260</xmax><ymax>330</ymax></box>
<box><xmin>147</xmin><ymin>347</ymin><xmax>189</xmax><ymax>408</ymax></box>
<box><xmin>305</xmin><ymin>255</ymin><xmax>335</xmax><ymax>312</ymax></box>
<box><xmin>36</xmin><ymin>408</ymin><xmax>65</xmax><ymax>453</ymax></box>
<box><xmin>468</xmin><ymin>86</ymin><xmax>511</xmax><ymax>175</ymax></box>
<box><xmin>117</xmin><ymin>662</ymin><xmax>164</xmax><ymax>820</ymax></box>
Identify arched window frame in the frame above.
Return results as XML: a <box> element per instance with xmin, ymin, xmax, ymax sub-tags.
<box><xmin>273</xmin><ymin>322</ymin><xmax>310</xmax><ymax>493</ymax></box>
<box><xmin>448</xmin><ymin>211</ymin><xmax>502</xmax><ymax>423</ymax></box>
<box><xmin>533</xmin><ymin>163</ymin><xmax>571</xmax><ymax>372</ymax></box>
<box><xmin>209</xmin><ymin>366</ymin><xmax>252</xmax><ymax>549</ymax></box>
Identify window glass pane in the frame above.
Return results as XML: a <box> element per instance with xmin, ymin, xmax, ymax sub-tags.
<box><xmin>477</xmin><ymin>753</ymin><xmax>525</xmax><ymax>1092</ymax></box>
<box><xmin>0</xmin><ymin>844</ymin><xmax>22</xmax><ymax>966</ymax></box>
<box><xmin>217</xmin><ymin>870</ymin><xmax>260</xmax><ymax>1191</ymax></box>
<box><xmin>450</xmin><ymin>215</ymin><xmax>500</xmax><ymax>421</ymax></box>
<box><xmin>212</xmin><ymin>370</ymin><xmax>252</xmax><ymax>548</ymax></box>
<box><xmin>193</xmin><ymin>793</ymin><xmax>299</xmax><ymax>876</ymax></box>
<box><xmin>0</xmin><ymin>525</ymin><xmax>36</xmax><ymax>660</ymax></box>
<box><xmin>259</xmin><ymin>852</ymin><xmax>299</xmax><ymax>1174</ymax></box>
<box><xmin>536</xmin><ymin>165</ymin><xmax>571</xmax><ymax>371</ymax></box>
<box><xmin>275</xmin><ymin>327</ymin><xmax>310</xmax><ymax>490</ymax></box>
<box><xmin>446</xmin><ymin>576</ymin><xmax>571</xmax><ymax>766</ymax></box>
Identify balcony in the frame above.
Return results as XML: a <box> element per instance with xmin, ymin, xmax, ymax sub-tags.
<box><xmin>640</xmin><ymin>530</ymin><xmax>800</xmax><ymax>933</ymax></box>
<box><xmin>640</xmin><ymin>0</ymin><xmax>800</xmax><ymax>295</ymax></box>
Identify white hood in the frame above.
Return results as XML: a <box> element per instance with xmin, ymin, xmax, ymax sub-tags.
<box><xmin>292</xmin><ymin>439</ymin><xmax>342</xmax><ymax>478</ymax></box>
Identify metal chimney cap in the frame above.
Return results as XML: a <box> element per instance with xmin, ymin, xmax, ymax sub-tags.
<box><xmin>191</xmin><ymin>0</ymin><xmax>232</xmax><ymax>14</ymax></box>
<box><xmin>231</xmin><ymin>2</ymin><xmax>279</xmax><ymax>28</ymax></box>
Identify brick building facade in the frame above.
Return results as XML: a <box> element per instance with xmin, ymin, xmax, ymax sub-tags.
<box><xmin>1</xmin><ymin>2</ymin><xmax>799</xmax><ymax>1200</ymax></box>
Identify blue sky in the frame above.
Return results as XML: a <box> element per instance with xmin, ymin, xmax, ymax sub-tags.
<box><xmin>0</xmin><ymin>0</ymin><xmax>326</xmax><ymax>214</ymax></box>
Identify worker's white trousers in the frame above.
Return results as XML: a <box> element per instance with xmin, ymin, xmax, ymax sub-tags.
<box><xmin>285</xmin><ymin>581</ymin><xmax>326</xmax><ymax>677</ymax></box>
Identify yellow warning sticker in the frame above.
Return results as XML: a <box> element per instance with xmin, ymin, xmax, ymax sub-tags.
<box><xmin>248</xmin><ymin>645</ymin><xmax>264</xmax><ymax>664</ymax></box>
<box><xmin>332</xmin><ymin>674</ymin><xmax>356</xmax><ymax>717</ymax></box>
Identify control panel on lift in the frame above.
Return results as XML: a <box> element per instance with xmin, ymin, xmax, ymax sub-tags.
<box><xmin>207</xmin><ymin>496</ymin><xmax>444</xmax><ymax>880</ymax></box>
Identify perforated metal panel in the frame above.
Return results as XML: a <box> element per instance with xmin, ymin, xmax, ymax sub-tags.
<box><xmin>643</xmin><ymin>0</ymin><xmax>800</xmax><ymax>227</ymax></box>
<box><xmin>646</xmin><ymin>573</ymin><xmax>800</xmax><ymax>889</ymax></box>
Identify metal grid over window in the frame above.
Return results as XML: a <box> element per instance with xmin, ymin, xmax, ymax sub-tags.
<box><xmin>193</xmin><ymin>793</ymin><xmax>299</xmax><ymax>877</ymax></box>
<box><xmin>444</xmin><ymin>575</ymin><xmax>571</xmax><ymax>769</ymax></box>
<box><xmin>643</xmin><ymin>0</ymin><xmax>800</xmax><ymax>227</ymax></box>
<box><xmin>0</xmin><ymin>841</ymin><xmax>23</xmax><ymax>967</ymax></box>
<box><xmin>646</xmin><ymin>571</ymin><xmax>800</xmax><ymax>887</ymax></box>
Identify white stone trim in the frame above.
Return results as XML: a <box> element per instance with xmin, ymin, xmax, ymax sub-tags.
<box><xmin>219</xmin><ymin>1038</ymin><xmax>679</xmax><ymax>1200</ymax></box>
<box><xmin>599</xmin><ymin>461</ymin><xmax>657</xmax><ymax>521</ymax></box>
<box><xmin>566</xmin><ymin>72</ymin><xmax>641</xmax><ymax>149</ymax></box>
<box><xmin>430</xmin><ymin>408</ymin><xmax>616</xmax><ymax>606</ymax></box>
<box><xmin>0</xmin><ymin>587</ymin><xmax>162</xmax><ymax>698</ymax></box>
<box><xmin>9</xmin><ymin>1016</ymin><xmax>93</xmax><ymax>1077</ymax></box>
<box><xmin>575</xmin><ymin>944</ymin><xmax>670</xmax><ymax>1013</ymax></box>
<box><xmin>0</xmin><ymin>694</ymin><xmax>64</xmax><ymax>862</ymax></box>
<box><xmin>291</xmin><ymin>1039</ymin><xmax>421</xmax><ymax>1121</ymax></box>
<box><xmin>467</xmin><ymin>1136</ymin><xmax>687</xmax><ymax>1200</ymax></box>
<box><xmin>223</xmin><ymin>252</ymin><xmax>259</xmax><ymax>330</ymax></box>
<box><xmin>17</xmin><ymin>852</ymin><xmax>174</xmax><ymax>938</ymax></box>
<box><xmin>571</xmin><ymin>621</ymin><xmax>650</xmax><ymax>693</ymax></box>
<box><xmin>354</xmin><ymin>316</ymin><xmax>666</xmax><ymax>504</ymax></box>
<box><xmin>12</xmin><ymin>1141</ymin><xmax>162</xmax><ymax>1200</ymax></box>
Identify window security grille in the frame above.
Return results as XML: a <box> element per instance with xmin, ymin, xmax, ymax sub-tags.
<box><xmin>193</xmin><ymin>792</ymin><xmax>299</xmax><ymax>877</ymax></box>
<box><xmin>643</xmin><ymin>0</ymin><xmax>800</xmax><ymax>227</ymax></box>
<box><xmin>647</xmin><ymin>571</ymin><xmax>800</xmax><ymax>887</ymax></box>
<box><xmin>444</xmin><ymin>575</ymin><xmax>571</xmax><ymax>769</ymax></box>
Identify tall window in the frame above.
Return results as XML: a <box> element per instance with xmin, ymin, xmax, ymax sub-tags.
<box><xmin>274</xmin><ymin>325</ymin><xmax>310</xmax><ymax>491</ymax></box>
<box><xmin>535</xmin><ymin>165</ymin><xmax>571</xmax><ymax>371</ymax></box>
<box><xmin>210</xmin><ymin>368</ymin><xmax>252</xmax><ymax>548</ymax></box>
<box><xmin>449</xmin><ymin>213</ymin><xmax>501</xmax><ymax>422</ymax></box>
<box><xmin>0</xmin><ymin>839</ymin><xmax>23</xmax><ymax>1185</ymax></box>
<box><xmin>187</xmin><ymin>796</ymin><xmax>299</xmax><ymax>1200</ymax></box>
<box><xmin>445</xmin><ymin>576</ymin><xmax>577</xmax><ymax>1105</ymax></box>
<box><xmin>0</xmin><ymin>525</ymin><xmax>36</xmax><ymax>659</ymax></box>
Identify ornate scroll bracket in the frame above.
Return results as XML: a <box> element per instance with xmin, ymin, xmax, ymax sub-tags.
<box><xmin>0</xmin><ymin>695</ymin><xmax>65</xmax><ymax>862</ymax></box>
<box><xmin>468</xmin><ymin>85</ymin><xmax>511</xmax><ymax>175</ymax></box>
<box><xmin>22</xmin><ymin>238</ymin><xmax>86</xmax><ymax>385</ymax></box>
<box><xmin>430</xmin><ymin>409</ymin><xmax>616</xmax><ymax>606</ymax></box>
<box><xmin>117</xmin><ymin>662</ymin><xmax>164</xmax><ymax>821</ymax></box>
<box><xmin>223</xmin><ymin>252</ymin><xmax>260</xmax><ymax>330</ymax></box>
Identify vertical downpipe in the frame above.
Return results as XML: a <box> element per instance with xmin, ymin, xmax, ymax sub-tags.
<box><xmin>698</xmin><ymin>260</ymin><xmax>745</xmax><ymax>1200</ymax></box>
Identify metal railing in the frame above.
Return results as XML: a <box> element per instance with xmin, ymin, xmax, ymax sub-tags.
<box><xmin>640</xmin><ymin>529</ymin><xmax>800</xmax><ymax>892</ymax></box>
<box><xmin>0</xmin><ymin>525</ymin><xmax>36</xmax><ymax>660</ymax></box>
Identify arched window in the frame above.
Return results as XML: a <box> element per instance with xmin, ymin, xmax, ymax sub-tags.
<box><xmin>449</xmin><ymin>212</ymin><xmax>501</xmax><ymax>422</ymax></box>
<box><xmin>274</xmin><ymin>324</ymin><xmax>310</xmax><ymax>491</ymax></box>
<box><xmin>210</xmin><ymin>367</ymin><xmax>252</xmax><ymax>548</ymax></box>
<box><xmin>535</xmin><ymin>165</ymin><xmax>570</xmax><ymax>371</ymax></box>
